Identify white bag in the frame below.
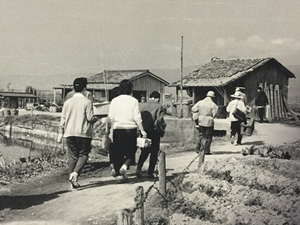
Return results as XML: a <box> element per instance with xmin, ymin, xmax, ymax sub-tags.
<box><xmin>137</xmin><ymin>137</ymin><xmax>152</xmax><ymax>148</ymax></box>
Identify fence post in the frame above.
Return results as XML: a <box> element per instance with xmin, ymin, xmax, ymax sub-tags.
<box><xmin>118</xmin><ymin>208</ymin><xmax>132</xmax><ymax>225</ymax></box>
<box><xmin>158</xmin><ymin>151</ymin><xmax>166</xmax><ymax>196</ymax></box>
<box><xmin>134</xmin><ymin>186</ymin><xmax>144</xmax><ymax>225</ymax></box>
<box><xmin>198</xmin><ymin>149</ymin><xmax>205</xmax><ymax>172</ymax></box>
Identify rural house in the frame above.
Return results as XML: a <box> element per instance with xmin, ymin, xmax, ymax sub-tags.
<box><xmin>0</xmin><ymin>92</ymin><xmax>38</xmax><ymax>109</ymax></box>
<box><xmin>53</xmin><ymin>70</ymin><xmax>169</xmax><ymax>104</ymax></box>
<box><xmin>171</xmin><ymin>57</ymin><xmax>296</xmax><ymax>120</ymax></box>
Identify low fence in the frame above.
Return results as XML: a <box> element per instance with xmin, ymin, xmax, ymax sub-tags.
<box><xmin>117</xmin><ymin>150</ymin><xmax>204</xmax><ymax>225</ymax></box>
<box><xmin>0</xmin><ymin>117</ymin><xmax>228</xmax><ymax>153</ymax></box>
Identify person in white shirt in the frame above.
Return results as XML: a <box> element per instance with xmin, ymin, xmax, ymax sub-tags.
<box><xmin>107</xmin><ymin>79</ymin><xmax>146</xmax><ymax>183</ymax></box>
<box><xmin>191</xmin><ymin>91</ymin><xmax>218</xmax><ymax>155</ymax></box>
<box><xmin>57</xmin><ymin>78</ymin><xmax>98</xmax><ymax>189</ymax></box>
<box><xmin>226</xmin><ymin>91</ymin><xmax>247</xmax><ymax>145</ymax></box>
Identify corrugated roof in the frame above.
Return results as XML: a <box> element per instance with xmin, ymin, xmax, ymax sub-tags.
<box><xmin>0</xmin><ymin>92</ymin><xmax>38</xmax><ymax>98</ymax></box>
<box><xmin>171</xmin><ymin>57</ymin><xmax>295</xmax><ymax>87</ymax></box>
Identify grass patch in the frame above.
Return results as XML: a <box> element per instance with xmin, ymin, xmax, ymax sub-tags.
<box><xmin>1</xmin><ymin>114</ymin><xmax>60</xmax><ymax>126</ymax></box>
<box><xmin>0</xmin><ymin>148</ymin><xmax>67</xmax><ymax>184</ymax></box>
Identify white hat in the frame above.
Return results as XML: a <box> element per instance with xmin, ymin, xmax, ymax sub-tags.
<box><xmin>230</xmin><ymin>91</ymin><xmax>243</xmax><ymax>99</ymax></box>
<box><xmin>206</xmin><ymin>91</ymin><xmax>215</xmax><ymax>98</ymax></box>
<box><xmin>235</xmin><ymin>87</ymin><xmax>245</xmax><ymax>91</ymax></box>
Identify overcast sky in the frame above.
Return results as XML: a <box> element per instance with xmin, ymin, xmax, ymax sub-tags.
<box><xmin>1</xmin><ymin>0</ymin><xmax>300</xmax><ymax>78</ymax></box>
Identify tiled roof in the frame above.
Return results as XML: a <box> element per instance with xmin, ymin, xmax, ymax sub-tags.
<box><xmin>88</xmin><ymin>70</ymin><xmax>169</xmax><ymax>85</ymax></box>
<box><xmin>171</xmin><ymin>57</ymin><xmax>295</xmax><ymax>87</ymax></box>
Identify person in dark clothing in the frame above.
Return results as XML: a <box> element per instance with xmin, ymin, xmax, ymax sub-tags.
<box><xmin>255</xmin><ymin>87</ymin><xmax>269</xmax><ymax>123</ymax></box>
<box><xmin>136</xmin><ymin>91</ymin><xmax>165</xmax><ymax>179</ymax></box>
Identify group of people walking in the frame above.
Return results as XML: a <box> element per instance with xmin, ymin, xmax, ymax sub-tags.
<box><xmin>192</xmin><ymin>86</ymin><xmax>269</xmax><ymax>154</ymax></box>
<box><xmin>57</xmin><ymin>78</ymin><xmax>165</xmax><ymax>188</ymax></box>
<box><xmin>57</xmin><ymin>75</ymin><xmax>270</xmax><ymax>189</ymax></box>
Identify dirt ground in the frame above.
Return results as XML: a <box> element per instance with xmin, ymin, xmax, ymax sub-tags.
<box><xmin>1</xmin><ymin>122</ymin><xmax>300</xmax><ymax>225</ymax></box>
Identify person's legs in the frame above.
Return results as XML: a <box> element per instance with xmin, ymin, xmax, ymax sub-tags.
<box><xmin>204</xmin><ymin>126</ymin><xmax>213</xmax><ymax>154</ymax></box>
<box><xmin>72</xmin><ymin>138</ymin><xmax>92</xmax><ymax>175</ymax></box>
<box><xmin>230</xmin><ymin>121</ymin><xmax>239</xmax><ymax>144</ymax></box>
<box><xmin>147</xmin><ymin>132</ymin><xmax>160</xmax><ymax>176</ymax></box>
<box><xmin>196</xmin><ymin>126</ymin><xmax>205</xmax><ymax>153</ymax></box>
<box><xmin>258</xmin><ymin>108</ymin><xmax>264</xmax><ymax>122</ymax></box>
<box><xmin>66</xmin><ymin>137</ymin><xmax>79</xmax><ymax>174</ymax></box>
<box><xmin>236</xmin><ymin>121</ymin><xmax>243</xmax><ymax>145</ymax></box>
<box><xmin>112</xmin><ymin>129</ymin><xmax>126</xmax><ymax>176</ymax></box>
<box><xmin>137</xmin><ymin>147</ymin><xmax>151</xmax><ymax>171</ymax></box>
<box><xmin>123</xmin><ymin>128</ymin><xmax>137</xmax><ymax>168</ymax></box>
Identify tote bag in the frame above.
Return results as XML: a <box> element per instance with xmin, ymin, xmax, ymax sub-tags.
<box><xmin>232</xmin><ymin>101</ymin><xmax>246</xmax><ymax>123</ymax></box>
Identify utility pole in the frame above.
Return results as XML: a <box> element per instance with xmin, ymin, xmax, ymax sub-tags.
<box><xmin>180</xmin><ymin>36</ymin><xmax>183</xmax><ymax>118</ymax></box>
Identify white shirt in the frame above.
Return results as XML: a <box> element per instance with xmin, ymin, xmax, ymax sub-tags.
<box><xmin>191</xmin><ymin>97</ymin><xmax>218</xmax><ymax>127</ymax></box>
<box><xmin>108</xmin><ymin>94</ymin><xmax>142</xmax><ymax>129</ymax></box>
<box><xmin>226</xmin><ymin>99</ymin><xmax>247</xmax><ymax>121</ymax></box>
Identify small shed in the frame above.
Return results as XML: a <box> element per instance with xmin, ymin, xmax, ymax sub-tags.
<box><xmin>0</xmin><ymin>92</ymin><xmax>38</xmax><ymax>109</ymax></box>
<box><xmin>53</xmin><ymin>70</ymin><xmax>169</xmax><ymax>103</ymax></box>
<box><xmin>171</xmin><ymin>57</ymin><xmax>296</xmax><ymax>120</ymax></box>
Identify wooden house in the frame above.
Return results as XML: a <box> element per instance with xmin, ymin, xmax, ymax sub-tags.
<box><xmin>171</xmin><ymin>57</ymin><xmax>296</xmax><ymax>120</ymax></box>
<box><xmin>0</xmin><ymin>92</ymin><xmax>38</xmax><ymax>109</ymax></box>
<box><xmin>53</xmin><ymin>70</ymin><xmax>169</xmax><ymax>104</ymax></box>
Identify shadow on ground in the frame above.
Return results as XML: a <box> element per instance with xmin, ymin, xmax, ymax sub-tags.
<box><xmin>0</xmin><ymin>190</ymin><xmax>69</xmax><ymax>210</ymax></box>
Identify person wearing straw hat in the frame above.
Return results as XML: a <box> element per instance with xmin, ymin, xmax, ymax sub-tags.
<box><xmin>226</xmin><ymin>91</ymin><xmax>247</xmax><ymax>145</ymax></box>
<box><xmin>235</xmin><ymin>87</ymin><xmax>247</xmax><ymax>105</ymax></box>
<box><xmin>191</xmin><ymin>91</ymin><xmax>218</xmax><ymax>155</ymax></box>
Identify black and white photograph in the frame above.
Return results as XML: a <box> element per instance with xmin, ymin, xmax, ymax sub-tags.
<box><xmin>0</xmin><ymin>1</ymin><xmax>300</xmax><ymax>224</ymax></box>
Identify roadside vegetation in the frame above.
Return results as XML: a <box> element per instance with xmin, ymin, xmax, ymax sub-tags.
<box><xmin>142</xmin><ymin>140</ymin><xmax>300</xmax><ymax>225</ymax></box>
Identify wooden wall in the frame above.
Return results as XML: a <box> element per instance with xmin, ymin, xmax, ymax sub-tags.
<box><xmin>131</xmin><ymin>75</ymin><xmax>166</xmax><ymax>103</ymax></box>
<box><xmin>192</xmin><ymin>60</ymin><xmax>292</xmax><ymax>110</ymax></box>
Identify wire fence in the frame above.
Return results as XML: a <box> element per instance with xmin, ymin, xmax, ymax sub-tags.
<box><xmin>117</xmin><ymin>149</ymin><xmax>201</xmax><ymax>225</ymax></box>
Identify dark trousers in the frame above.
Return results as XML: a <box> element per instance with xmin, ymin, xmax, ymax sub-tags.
<box><xmin>66</xmin><ymin>137</ymin><xmax>92</xmax><ymax>175</ymax></box>
<box><xmin>230</xmin><ymin>121</ymin><xmax>243</xmax><ymax>144</ymax></box>
<box><xmin>197</xmin><ymin>126</ymin><xmax>213</xmax><ymax>154</ymax></box>
<box><xmin>257</xmin><ymin>108</ymin><xmax>265</xmax><ymax>122</ymax></box>
<box><xmin>137</xmin><ymin>130</ymin><xmax>160</xmax><ymax>176</ymax></box>
<box><xmin>112</xmin><ymin>128</ymin><xmax>137</xmax><ymax>176</ymax></box>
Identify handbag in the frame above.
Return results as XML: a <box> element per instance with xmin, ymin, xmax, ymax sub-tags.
<box><xmin>232</xmin><ymin>101</ymin><xmax>246</xmax><ymax>122</ymax></box>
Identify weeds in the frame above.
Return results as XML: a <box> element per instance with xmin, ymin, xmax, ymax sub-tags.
<box><xmin>0</xmin><ymin>148</ymin><xmax>67</xmax><ymax>184</ymax></box>
<box><xmin>205</xmin><ymin>169</ymin><xmax>233</xmax><ymax>183</ymax></box>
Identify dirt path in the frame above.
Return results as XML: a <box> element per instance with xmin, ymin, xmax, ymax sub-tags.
<box><xmin>1</xmin><ymin>122</ymin><xmax>300</xmax><ymax>225</ymax></box>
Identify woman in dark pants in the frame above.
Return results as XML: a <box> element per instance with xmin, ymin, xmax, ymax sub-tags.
<box><xmin>107</xmin><ymin>80</ymin><xmax>146</xmax><ymax>183</ymax></box>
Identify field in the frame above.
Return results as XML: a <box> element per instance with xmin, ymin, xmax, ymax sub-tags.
<box><xmin>144</xmin><ymin>144</ymin><xmax>300</xmax><ymax>224</ymax></box>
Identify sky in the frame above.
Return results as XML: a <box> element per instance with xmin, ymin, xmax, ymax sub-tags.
<box><xmin>0</xmin><ymin>0</ymin><xmax>300</xmax><ymax>82</ymax></box>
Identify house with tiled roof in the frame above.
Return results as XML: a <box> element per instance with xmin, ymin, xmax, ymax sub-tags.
<box><xmin>171</xmin><ymin>57</ymin><xmax>296</xmax><ymax>120</ymax></box>
<box><xmin>53</xmin><ymin>69</ymin><xmax>169</xmax><ymax>103</ymax></box>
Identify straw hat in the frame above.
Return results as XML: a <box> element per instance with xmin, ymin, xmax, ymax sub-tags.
<box><xmin>235</xmin><ymin>87</ymin><xmax>245</xmax><ymax>91</ymax></box>
<box><xmin>230</xmin><ymin>91</ymin><xmax>243</xmax><ymax>99</ymax></box>
<box><xmin>206</xmin><ymin>91</ymin><xmax>215</xmax><ymax>98</ymax></box>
